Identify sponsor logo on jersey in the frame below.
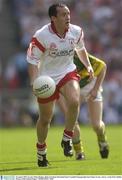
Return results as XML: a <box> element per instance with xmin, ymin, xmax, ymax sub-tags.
<box><xmin>49</xmin><ymin>48</ymin><xmax>74</xmax><ymax>57</ymax></box>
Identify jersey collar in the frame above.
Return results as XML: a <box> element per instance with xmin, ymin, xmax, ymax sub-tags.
<box><xmin>50</xmin><ymin>21</ymin><xmax>68</xmax><ymax>39</ymax></box>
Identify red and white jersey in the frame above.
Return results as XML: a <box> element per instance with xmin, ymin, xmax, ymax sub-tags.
<box><xmin>27</xmin><ymin>23</ymin><xmax>85</xmax><ymax>84</ymax></box>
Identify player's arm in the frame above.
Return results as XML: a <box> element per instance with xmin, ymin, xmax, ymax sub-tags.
<box><xmin>76</xmin><ymin>48</ymin><xmax>94</xmax><ymax>79</ymax></box>
<box><xmin>27</xmin><ymin>40</ymin><xmax>40</xmax><ymax>86</ymax></box>
<box><xmin>75</xmin><ymin>29</ymin><xmax>94</xmax><ymax>79</ymax></box>
<box><xmin>27</xmin><ymin>35</ymin><xmax>44</xmax><ymax>86</ymax></box>
<box><xmin>90</xmin><ymin>61</ymin><xmax>107</xmax><ymax>99</ymax></box>
<box><xmin>28</xmin><ymin>64</ymin><xmax>39</xmax><ymax>86</ymax></box>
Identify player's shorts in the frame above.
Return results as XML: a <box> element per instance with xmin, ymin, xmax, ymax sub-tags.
<box><xmin>37</xmin><ymin>70</ymin><xmax>80</xmax><ymax>104</ymax></box>
<box><xmin>80</xmin><ymin>77</ymin><xmax>103</xmax><ymax>102</ymax></box>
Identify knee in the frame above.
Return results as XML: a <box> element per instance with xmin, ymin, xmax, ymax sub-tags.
<box><xmin>92</xmin><ymin>123</ymin><xmax>101</xmax><ymax>132</ymax></box>
<box><xmin>70</xmin><ymin>91</ymin><xmax>80</xmax><ymax>107</ymax></box>
<box><xmin>92</xmin><ymin>121</ymin><xmax>104</xmax><ymax>132</ymax></box>
<box><xmin>68</xmin><ymin>97</ymin><xmax>79</xmax><ymax>110</ymax></box>
<box><xmin>38</xmin><ymin>111</ymin><xmax>53</xmax><ymax>126</ymax></box>
<box><xmin>38</xmin><ymin>116</ymin><xmax>51</xmax><ymax>127</ymax></box>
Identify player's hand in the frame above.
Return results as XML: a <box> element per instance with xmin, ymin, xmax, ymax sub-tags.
<box><xmin>87</xmin><ymin>66</ymin><xmax>94</xmax><ymax>80</ymax></box>
<box><xmin>89</xmin><ymin>89</ymin><xmax>98</xmax><ymax>101</ymax></box>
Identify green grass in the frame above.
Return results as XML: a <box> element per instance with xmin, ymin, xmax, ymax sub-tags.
<box><xmin>0</xmin><ymin>125</ymin><xmax>122</xmax><ymax>175</ymax></box>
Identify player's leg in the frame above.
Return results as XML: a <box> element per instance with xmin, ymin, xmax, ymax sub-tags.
<box><xmin>87</xmin><ymin>96</ymin><xmax>109</xmax><ymax>158</ymax></box>
<box><xmin>57</xmin><ymin>94</ymin><xmax>85</xmax><ymax>159</ymax></box>
<box><xmin>36</xmin><ymin>101</ymin><xmax>55</xmax><ymax>166</ymax></box>
<box><xmin>60</xmin><ymin>79</ymin><xmax>81</xmax><ymax>157</ymax></box>
<box><xmin>72</xmin><ymin>122</ymin><xmax>85</xmax><ymax>160</ymax></box>
<box><xmin>72</xmin><ymin>80</ymin><xmax>97</xmax><ymax>160</ymax></box>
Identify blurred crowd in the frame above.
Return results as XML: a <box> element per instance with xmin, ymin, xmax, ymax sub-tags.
<box><xmin>0</xmin><ymin>0</ymin><xmax>122</xmax><ymax>127</ymax></box>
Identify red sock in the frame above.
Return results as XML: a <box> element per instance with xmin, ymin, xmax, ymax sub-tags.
<box><xmin>36</xmin><ymin>142</ymin><xmax>47</xmax><ymax>155</ymax></box>
<box><xmin>63</xmin><ymin>129</ymin><xmax>73</xmax><ymax>141</ymax></box>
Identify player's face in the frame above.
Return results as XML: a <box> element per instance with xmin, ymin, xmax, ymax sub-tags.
<box><xmin>54</xmin><ymin>6</ymin><xmax>70</xmax><ymax>30</ymax></box>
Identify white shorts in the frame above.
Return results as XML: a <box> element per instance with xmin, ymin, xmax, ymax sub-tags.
<box><xmin>80</xmin><ymin>77</ymin><xmax>103</xmax><ymax>102</ymax></box>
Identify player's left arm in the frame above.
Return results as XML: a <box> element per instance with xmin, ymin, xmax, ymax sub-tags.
<box><xmin>75</xmin><ymin>29</ymin><xmax>94</xmax><ymax>79</ymax></box>
<box><xmin>90</xmin><ymin>62</ymin><xmax>107</xmax><ymax>99</ymax></box>
<box><xmin>76</xmin><ymin>48</ymin><xmax>94</xmax><ymax>80</ymax></box>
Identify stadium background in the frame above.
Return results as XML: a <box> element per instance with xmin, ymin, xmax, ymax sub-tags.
<box><xmin>0</xmin><ymin>0</ymin><xmax>122</xmax><ymax>127</ymax></box>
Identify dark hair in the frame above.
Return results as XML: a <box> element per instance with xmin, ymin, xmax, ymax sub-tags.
<box><xmin>48</xmin><ymin>3</ymin><xmax>67</xmax><ymax>18</ymax></box>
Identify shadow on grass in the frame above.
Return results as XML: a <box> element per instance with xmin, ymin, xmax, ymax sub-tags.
<box><xmin>0</xmin><ymin>159</ymin><xmax>76</xmax><ymax>165</ymax></box>
<box><xmin>0</xmin><ymin>159</ymin><xmax>77</xmax><ymax>172</ymax></box>
<box><xmin>0</xmin><ymin>164</ymin><xmax>62</xmax><ymax>172</ymax></box>
<box><xmin>0</xmin><ymin>161</ymin><xmax>35</xmax><ymax>165</ymax></box>
<box><xmin>0</xmin><ymin>166</ymin><xmax>40</xmax><ymax>172</ymax></box>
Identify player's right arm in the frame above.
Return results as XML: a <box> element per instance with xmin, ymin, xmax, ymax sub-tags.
<box><xmin>28</xmin><ymin>64</ymin><xmax>39</xmax><ymax>86</ymax></box>
<box><xmin>27</xmin><ymin>31</ymin><xmax>45</xmax><ymax>86</ymax></box>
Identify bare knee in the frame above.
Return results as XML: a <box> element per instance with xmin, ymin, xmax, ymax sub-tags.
<box><xmin>37</xmin><ymin>117</ymin><xmax>50</xmax><ymax>127</ymax></box>
<box><xmin>38</xmin><ymin>102</ymin><xmax>55</xmax><ymax>126</ymax></box>
<box><xmin>92</xmin><ymin>121</ymin><xmax>104</xmax><ymax>132</ymax></box>
<box><xmin>92</xmin><ymin>122</ymin><xmax>101</xmax><ymax>132</ymax></box>
<box><xmin>68</xmin><ymin>97</ymin><xmax>79</xmax><ymax>110</ymax></box>
<box><xmin>38</xmin><ymin>111</ymin><xmax>53</xmax><ymax>127</ymax></box>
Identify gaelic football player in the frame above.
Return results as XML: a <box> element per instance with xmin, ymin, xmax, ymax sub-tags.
<box><xmin>58</xmin><ymin>53</ymin><xmax>109</xmax><ymax>160</ymax></box>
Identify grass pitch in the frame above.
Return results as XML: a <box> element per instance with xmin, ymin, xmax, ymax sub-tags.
<box><xmin>0</xmin><ymin>125</ymin><xmax>122</xmax><ymax>175</ymax></box>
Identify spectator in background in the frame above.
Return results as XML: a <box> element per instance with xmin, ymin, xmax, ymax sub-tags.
<box><xmin>4</xmin><ymin>46</ymin><xmax>28</xmax><ymax>89</ymax></box>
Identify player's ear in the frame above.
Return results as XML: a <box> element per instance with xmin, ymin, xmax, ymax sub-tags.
<box><xmin>51</xmin><ymin>16</ymin><xmax>57</xmax><ymax>22</ymax></box>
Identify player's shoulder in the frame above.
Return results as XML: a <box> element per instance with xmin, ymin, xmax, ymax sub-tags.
<box><xmin>69</xmin><ymin>24</ymin><xmax>82</xmax><ymax>33</ymax></box>
<box><xmin>69</xmin><ymin>24</ymin><xmax>83</xmax><ymax>38</ymax></box>
<box><xmin>34</xmin><ymin>24</ymin><xmax>50</xmax><ymax>38</ymax></box>
<box><xmin>70</xmin><ymin>24</ymin><xmax>81</xmax><ymax>30</ymax></box>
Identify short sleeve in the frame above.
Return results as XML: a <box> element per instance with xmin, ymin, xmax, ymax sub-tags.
<box><xmin>75</xmin><ymin>28</ymin><xmax>85</xmax><ymax>51</ymax></box>
<box><xmin>27</xmin><ymin>31</ymin><xmax>46</xmax><ymax>65</ymax></box>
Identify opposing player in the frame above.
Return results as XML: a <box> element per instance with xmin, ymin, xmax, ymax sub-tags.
<box><xmin>27</xmin><ymin>3</ymin><xmax>94</xmax><ymax>167</ymax></box>
<box><xmin>58</xmin><ymin>53</ymin><xmax>109</xmax><ymax>160</ymax></box>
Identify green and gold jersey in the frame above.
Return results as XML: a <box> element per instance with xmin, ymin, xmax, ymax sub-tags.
<box><xmin>74</xmin><ymin>53</ymin><xmax>106</xmax><ymax>88</ymax></box>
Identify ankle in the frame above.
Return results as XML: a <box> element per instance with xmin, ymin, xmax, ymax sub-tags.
<box><xmin>63</xmin><ymin>129</ymin><xmax>73</xmax><ymax>141</ymax></box>
<box><xmin>36</xmin><ymin>142</ymin><xmax>47</xmax><ymax>155</ymax></box>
